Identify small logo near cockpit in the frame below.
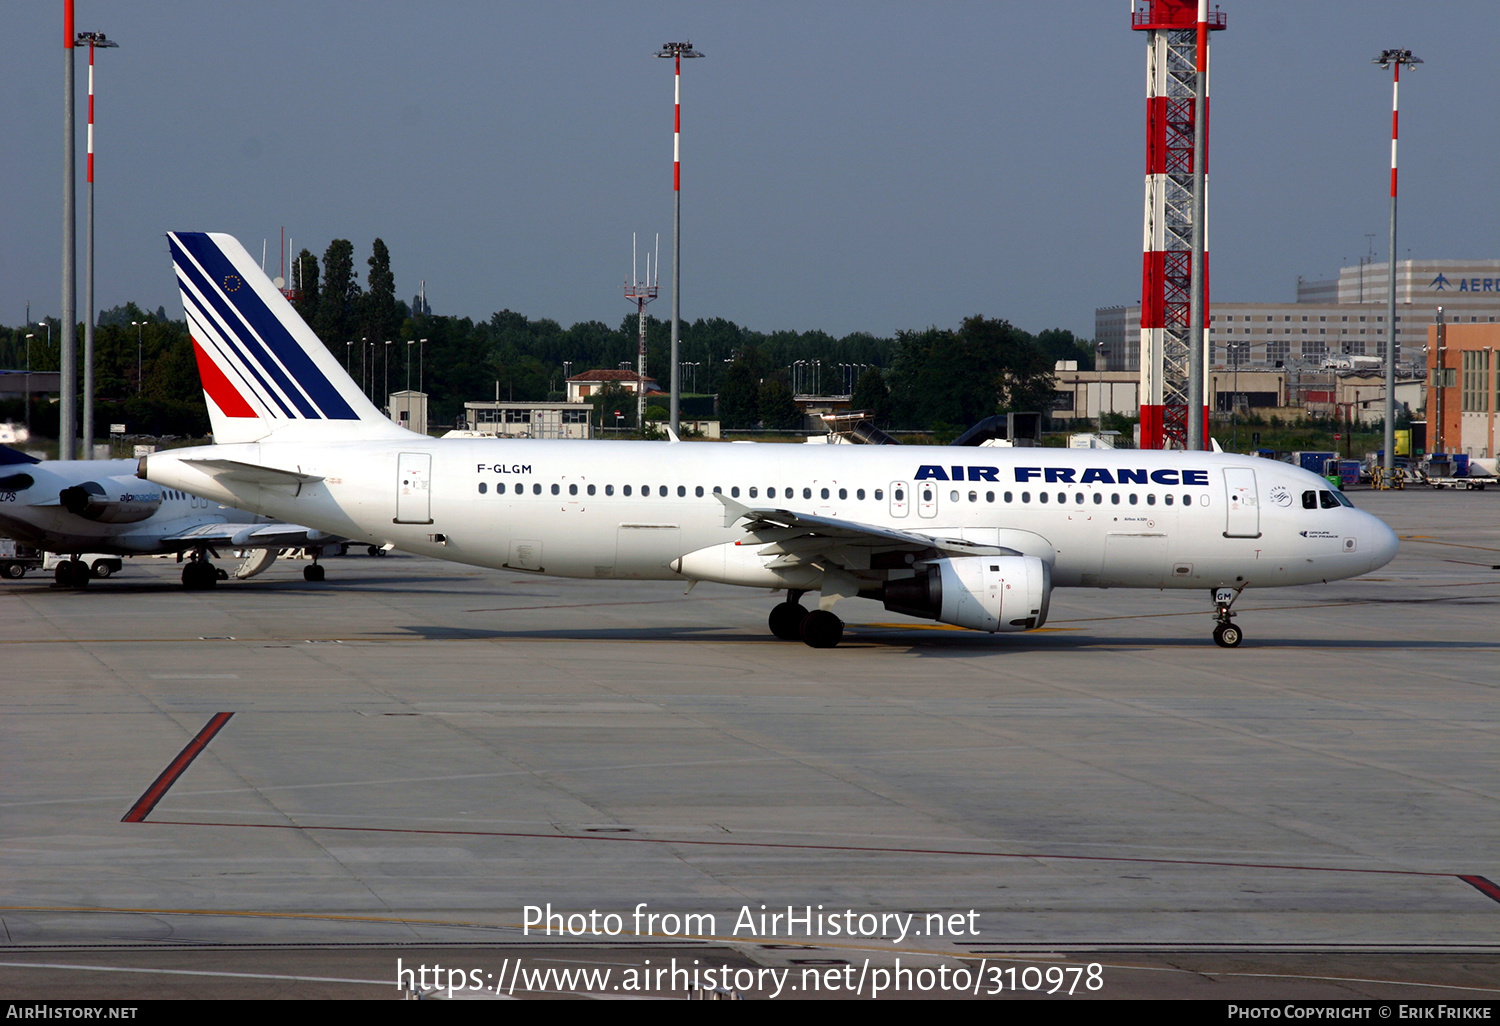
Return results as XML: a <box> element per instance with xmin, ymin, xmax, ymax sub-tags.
<box><xmin>1269</xmin><ymin>485</ymin><xmax>1292</xmax><ymax>507</ymax></box>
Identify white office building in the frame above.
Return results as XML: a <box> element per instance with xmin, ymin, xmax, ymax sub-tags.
<box><xmin>1098</xmin><ymin>260</ymin><xmax>1500</xmax><ymax>372</ymax></box>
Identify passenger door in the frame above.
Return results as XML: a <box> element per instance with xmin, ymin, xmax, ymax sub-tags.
<box><xmin>1222</xmin><ymin>467</ymin><xmax>1260</xmax><ymax>538</ymax></box>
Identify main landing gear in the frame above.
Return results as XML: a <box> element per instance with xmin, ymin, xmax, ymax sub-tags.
<box><xmin>303</xmin><ymin>548</ymin><xmax>327</xmax><ymax>582</ymax></box>
<box><xmin>181</xmin><ymin>554</ymin><xmax>224</xmax><ymax>590</ymax></box>
<box><xmin>53</xmin><ymin>559</ymin><xmax>90</xmax><ymax>588</ymax></box>
<box><xmin>1211</xmin><ymin>586</ymin><xmax>1245</xmax><ymax>648</ymax></box>
<box><xmin>768</xmin><ymin>591</ymin><xmax>845</xmax><ymax>649</ymax></box>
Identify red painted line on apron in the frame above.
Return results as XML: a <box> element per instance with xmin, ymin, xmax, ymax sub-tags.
<box><xmin>121</xmin><ymin>713</ymin><xmax>235</xmax><ymax>823</ymax></box>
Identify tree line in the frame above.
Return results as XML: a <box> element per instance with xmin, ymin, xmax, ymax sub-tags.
<box><xmin>3</xmin><ymin>236</ymin><xmax>1094</xmax><ymax>438</ymax></box>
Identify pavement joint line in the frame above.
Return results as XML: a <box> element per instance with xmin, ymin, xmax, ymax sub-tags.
<box><xmin>0</xmin><ymin>960</ymin><xmax>392</xmax><ymax>987</ymax></box>
<box><xmin>136</xmin><ymin>817</ymin><xmax>1490</xmax><ymax>888</ymax></box>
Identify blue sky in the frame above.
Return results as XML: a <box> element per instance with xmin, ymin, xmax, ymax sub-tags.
<box><xmin>3</xmin><ymin>2</ymin><xmax>1496</xmax><ymax>340</ymax></box>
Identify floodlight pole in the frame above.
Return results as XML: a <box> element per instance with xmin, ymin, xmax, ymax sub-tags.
<box><xmin>657</xmin><ymin>41</ymin><xmax>703</xmax><ymax>435</ymax></box>
<box><xmin>61</xmin><ymin>1</ymin><xmax>76</xmax><ymax>459</ymax></box>
<box><xmin>79</xmin><ymin>31</ymin><xmax>117</xmax><ymax>459</ymax></box>
<box><xmin>1374</xmin><ymin>48</ymin><xmax>1420</xmax><ymax>474</ymax></box>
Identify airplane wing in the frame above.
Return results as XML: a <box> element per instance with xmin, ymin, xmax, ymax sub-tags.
<box><xmin>159</xmin><ymin>521</ymin><xmax>338</xmax><ymax>549</ymax></box>
<box><xmin>713</xmin><ymin>492</ymin><xmax>1022</xmax><ymax>573</ymax></box>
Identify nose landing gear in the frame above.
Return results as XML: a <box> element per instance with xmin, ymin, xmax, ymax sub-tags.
<box><xmin>1211</xmin><ymin>586</ymin><xmax>1245</xmax><ymax>647</ymax></box>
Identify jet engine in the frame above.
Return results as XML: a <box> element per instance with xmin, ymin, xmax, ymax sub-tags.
<box><xmin>59</xmin><ymin>481</ymin><xmax>161</xmax><ymax>524</ymax></box>
<box><xmin>882</xmin><ymin>555</ymin><xmax>1051</xmax><ymax>633</ymax></box>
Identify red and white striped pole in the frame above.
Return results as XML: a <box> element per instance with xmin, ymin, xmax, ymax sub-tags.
<box><xmin>1373</xmin><ymin>48</ymin><xmax>1420</xmax><ymax>475</ymax></box>
<box><xmin>657</xmin><ymin>41</ymin><xmax>702</xmax><ymax>436</ymax></box>
<box><xmin>83</xmin><ymin>37</ymin><xmax>96</xmax><ymax>454</ymax></box>
<box><xmin>673</xmin><ymin>51</ymin><xmax>681</xmax><ymax>194</ymax></box>
<box><xmin>79</xmin><ymin>31</ymin><xmax>116</xmax><ymax>458</ymax></box>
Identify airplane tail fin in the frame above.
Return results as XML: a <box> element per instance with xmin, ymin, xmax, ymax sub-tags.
<box><xmin>167</xmin><ymin>231</ymin><xmax>413</xmax><ymax>444</ymax></box>
<box><xmin>1</xmin><ymin>445</ymin><xmax>42</xmax><ymax>466</ymax></box>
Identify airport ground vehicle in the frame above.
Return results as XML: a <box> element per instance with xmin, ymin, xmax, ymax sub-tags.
<box><xmin>0</xmin><ymin>538</ymin><xmax>43</xmax><ymax>578</ymax></box>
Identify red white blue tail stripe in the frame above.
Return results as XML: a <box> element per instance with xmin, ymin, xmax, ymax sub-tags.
<box><xmin>169</xmin><ymin>232</ymin><xmax>402</xmax><ymax>443</ymax></box>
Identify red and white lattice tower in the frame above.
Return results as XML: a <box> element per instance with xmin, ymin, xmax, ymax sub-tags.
<box><xmin>1133</xmin><ymin>1</ymin><xmax>1224</xmax><ymax>449</ymax></box>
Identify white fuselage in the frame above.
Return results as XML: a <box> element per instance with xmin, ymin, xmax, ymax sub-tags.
<box><xmin>143</xmin><ymin>439</ymin><xmax>1398</xmax><ymax>594</ymax></box>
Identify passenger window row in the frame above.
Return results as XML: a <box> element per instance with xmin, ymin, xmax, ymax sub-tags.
<box><xmin>472</xmin><ymin>481</ymin><xmax>1202</xmax><ymax>507</ymax></box>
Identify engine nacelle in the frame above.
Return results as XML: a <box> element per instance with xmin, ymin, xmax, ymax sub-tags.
<box><xmin>882</xmin><ymin>555</ymin><xmax>1051</xmax><ymax>633</ymax></box>
<box><xmin>59</xmin><ymin>481</ymin><xmax>161</xmax><ymax>524</ymax></box>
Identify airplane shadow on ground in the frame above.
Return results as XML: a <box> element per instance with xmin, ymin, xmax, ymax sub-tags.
<box><xmin>390</xmin><ymin>622</ymin><xmax>1500</xmax><ymax>656</ymax></box>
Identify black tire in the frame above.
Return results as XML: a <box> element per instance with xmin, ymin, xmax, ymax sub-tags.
<box><xmin>182</xmin><ymin>561</ymin><xmax>218</xmax><ymax>590</ymax></box>
<box><xmin>90</xmin><ymin>560</ymin><xmax>115</xmax><ymax>579</ymax></box>
<box><xmin>304</xmin><ymin>564</ymin><xmax>325</xmax><ymax>582</ymax></box>
<box><xmin>67</xmin><ymin>560</ymin><xmax>89</xmax><ymax>588</ymax></box>
<box><xmin>55</xmin><ymin>562</ymin><xmax>75</xmax><ymax>587</ymax></box>
<box><xmin>1</xmin><ymin>563</ymin><xmax>24</xmax><ymax>580</ymax></box>
<box><xmin>800</xmin><ymin>609</ymin><xmax>844</xmax><ymax>649</ymax></box>
<box><xmin>768</xmin><ymin>602</ymin><xmax>807</xmax><ymax>641</ymax></box>
<box><xmin>1213</xmin><ymin>622</ymin><xmax>1243</xmax><ymax>648</ymax></box>
<box><xmin>367</xmin><ymin>545</ymin><xmax>382</xmax><ymax>557</ymax></box>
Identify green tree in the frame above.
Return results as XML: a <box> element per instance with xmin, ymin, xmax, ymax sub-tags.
<box><xmin>291</xmin><ymin>249</ymin><xmax>319</xmax><ymax>326</ymax></box>
<box><xmin>887</xmin><ymin>317</ymin><xmax>1055</xmax><ymax>429</ymax></box>
<box><xmin>958</xmin><ymin>316</ymin><xmax>1055</xmax><ymax>414</ymax></box>
<box><xmin>717</xmin><ymin>358</ymin><xmax>760</xmax><ymax>429</ymax></box>
<box><xmin>1034</xmin><ymin>328</ymin><xmax>1095</xmax><ymax>371</ymax></box>
<box><xmin>314</xmin><ymin>239</ymin><xmax>361</xmax><ymax>347</ymax></box>
<box><xmin>589</xmin><ymin>381</ymin><xmax>635</xmax><ymax>432</ymax></box>
<box><xmin>360</xmin><ymin>238</ymin><xmax>401</xmax><ymax>343</ymax></box>
<box><xmin>850</xmin><ymin>366</ymin><xmax>892</xmax><ymax>426</ymax></box>
<box><xmin>757</xmin><ymin>379</ymin><xmax>802</xmax><ymax>430</ymax></box>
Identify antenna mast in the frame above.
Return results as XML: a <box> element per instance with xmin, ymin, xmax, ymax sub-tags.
<box><xmin>623</xmin><ymin>233</ymin><xmax>661</xmax><ymax>433</ymax></box>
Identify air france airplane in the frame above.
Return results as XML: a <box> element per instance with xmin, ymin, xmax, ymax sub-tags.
<box><xmin>140</xmin><ymin>232</ymin><xmax>1398</xmax><ymax>647</ymax></box>
<box><xmin>1</xmin><ymin>445</ymin><xmax>342</xmax><ymax>587</ymax></box>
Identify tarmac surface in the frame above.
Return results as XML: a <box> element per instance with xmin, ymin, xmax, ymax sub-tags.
<box><xmin>2</xmin><ymin>485</ymin><xmax>1497</xmax><ymax>1000</ymax></box>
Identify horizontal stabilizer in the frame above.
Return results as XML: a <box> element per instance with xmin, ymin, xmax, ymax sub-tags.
<box><xmin>180</xmin><ymin>458</ymin><xmax>324</xmax><ymax>487</ymax></box>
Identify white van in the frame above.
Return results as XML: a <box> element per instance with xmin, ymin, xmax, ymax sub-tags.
<box><xmin>43</xmin><ymin>553</ymin><xmax>125</xmax><ymax>579</ymax></box>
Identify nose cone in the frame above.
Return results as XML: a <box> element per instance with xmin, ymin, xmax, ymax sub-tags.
<box><xmin>1365</xmin><ymin>513</ymin><xmax>1399</xmax><ymax>572</ymax></box>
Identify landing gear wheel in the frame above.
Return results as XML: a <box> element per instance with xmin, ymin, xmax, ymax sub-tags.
<box><xmin>768</xmin><ymin>601</ymin><xmax>807</xmax><ymax>641</ymax></box>
<box><xmin>55</xmin><ymin>561</ymin><xmax>87</xmax><ymax>587</ymax></box>
<box><xmin>182</xmin><ymin>560</ymin><xmax>218</xmax><ymax>590</ymax></box>
<box><xmin>1213</xmin><ymin>622</ymin><xmax>1243</xmax><ymax>648</ymax></box>
<box><xmin>367</xmin><ymin>545</ymin><xmax>385</xmax><ymax>557</ymax></box>
<box><xmin>304</xmin><ymin>564</ymin><xmax>326</xmax><ymax>582</ymax></box>
<box><xmin>800</xmin><ymin>609</ymin><xmax>844</xmax><ymax>649</ymax></box>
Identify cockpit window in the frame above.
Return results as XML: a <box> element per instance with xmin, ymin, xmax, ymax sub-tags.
<box><xmin>1302</xmin><ymin>490</ymin><xmax>1317</xmax><ymax>510</ymax></box>
<box><xmin>1319</xmin><ymin>490</ymin><xmax>1340</xmax><ymax>509</ymax></box>
<box><xmin>1333</xmin><ymin>490</ymin><xmax>1354</xmax><ymax>507</ymax></box>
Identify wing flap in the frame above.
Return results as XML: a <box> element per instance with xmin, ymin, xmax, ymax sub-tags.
<box><xmin>713</xmin><ymin>492</ymin><xmax>1019</xmax><ymax>563</ymax></box>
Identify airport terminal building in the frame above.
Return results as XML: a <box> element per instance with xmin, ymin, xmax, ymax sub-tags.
<box><xmin>1098</xmin><ymin>260</ymin><xmax>1500</xmax><ymax>373</ymax></box>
